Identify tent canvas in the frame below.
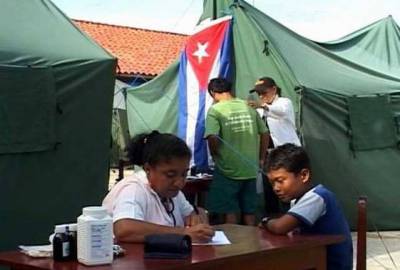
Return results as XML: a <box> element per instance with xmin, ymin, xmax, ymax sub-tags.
<box><xmin>317</xmin><ymin>16</ymin><xmax>400</xmax><ymax>79</ymax></box>
<box><xmin>0</xmin><ymin>0</ymin><xmax>116</xmax><ymax>250</ymax></box>
<box><xmin>126</xmin><ymin>0</ymin><xmax>400</xmax><ymax>229</ymax></box>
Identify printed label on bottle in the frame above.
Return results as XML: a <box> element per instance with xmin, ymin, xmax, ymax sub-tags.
<box><xmin>62</xmin><ymin>242</ymin><xmax>70</xmax><ymax>258</ymax></box>
<box><xmin>90</xmin><ymin>223</ymin><xmax>111</xmax><ymax>259</ymax></box>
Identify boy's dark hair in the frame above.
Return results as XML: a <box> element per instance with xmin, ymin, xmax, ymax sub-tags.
<box><xmin>266</xmin><ymin>143</ymin><xmax>310</xmax><ymax>174</ymax></box>
<box><xmin>126</xmin><ymin>131</ymin><xmax>191</xmax><ymax>167</ymax></box>
<box><xmin>208</xmin><ymin>77</ymin><xmax>232</xmax><ymax>96</ymax></box>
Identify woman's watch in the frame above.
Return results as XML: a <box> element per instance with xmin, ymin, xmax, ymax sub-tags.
<box><xmin>261</xmin><ymin>216</ymin><xmax>272</xmax><ymax>227</ymax></box>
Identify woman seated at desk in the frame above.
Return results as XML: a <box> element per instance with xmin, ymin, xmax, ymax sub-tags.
<box><xmin>103</xmin><ymin>131</ymin><xmax>214</xmax><ymax>243</ymax></box>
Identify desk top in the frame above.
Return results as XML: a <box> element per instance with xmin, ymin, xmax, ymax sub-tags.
<box><xmin>0</xmin><ymin>224</ymin><xmax>344</xmax><ymax>270</ymax></box>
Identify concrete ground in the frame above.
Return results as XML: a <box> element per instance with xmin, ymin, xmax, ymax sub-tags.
<box><xmin>108</xmin><ymin>170</ymin><xmax>400</xmax><ymax>270</ymax></box>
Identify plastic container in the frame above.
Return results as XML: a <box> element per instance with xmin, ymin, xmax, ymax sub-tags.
<box><xmin>77</xmin><ymin>206</ymin><xmax>113</xmax><ymax>265</ymax></box>
<box><xmin>53</xmin><ymin>225</ymin><xmax>70</xmax><ymax>261</ymax></box>
<box><xmin>66</xmin><ymin>223</ymin><xmax>77</xmax><ymax>260</ymax></box>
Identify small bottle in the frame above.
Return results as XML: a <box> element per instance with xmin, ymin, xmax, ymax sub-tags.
<box><xmin>66</xmin><ymin>224</ymin><xmax>77</xmax><ymax>260</ymax></box>
<box><xmin>77</xmin><ymin>206</ymin><xmax>113</xmax><ymax>265</ymax></box>
<box><xmin>53</xmin><ymin>225</ymin><xmax>70</xmax><ymax>261</ymax></box>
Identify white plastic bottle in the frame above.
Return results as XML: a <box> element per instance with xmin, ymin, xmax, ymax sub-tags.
<box><xmin>77</xmin><ymin>206</ymin><xmax>113</xmax><ymax>265</ymax></box>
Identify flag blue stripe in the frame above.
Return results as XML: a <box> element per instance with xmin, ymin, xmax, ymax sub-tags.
<box><xmin>177</xmin><ymin>52</ymin><xmax>188</xmax><ymax>141</ymax></box>
<box><xmin>219</xmin><ymin>23</ymin><xmax>233</xmax><ymax>79</ymax></box>
<box><xmin>194</xmin><ymin>89</ymin><xmax>208</xmax><ymax>170</ymax></box>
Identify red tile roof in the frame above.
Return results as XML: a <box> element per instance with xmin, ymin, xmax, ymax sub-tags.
<box><xmin>74</xmin><ymin>20</ymin><xmax>188</xmax><ymax>77</ymax></box>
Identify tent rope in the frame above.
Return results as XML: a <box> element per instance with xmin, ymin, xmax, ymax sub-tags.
<box><xmin>172</xmin><ymin>0</ymin><xmax>196</xmax><ymax>32</ymax></box>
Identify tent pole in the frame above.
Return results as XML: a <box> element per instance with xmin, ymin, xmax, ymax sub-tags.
<box><xmin>212</xmin><ymin>0</ymin><xmax>216</xmax><ymax>19</ymax></box>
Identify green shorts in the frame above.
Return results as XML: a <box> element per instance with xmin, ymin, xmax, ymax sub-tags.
<box><xmin>206</xmin><ymin>169</ymin><xmax>257</xmax><ymax>214</ymax></box>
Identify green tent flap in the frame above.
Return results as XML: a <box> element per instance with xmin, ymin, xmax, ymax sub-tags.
<box><xmin>127</xmin><ymin>60</ymin><xmax>180</xmax><ymax>136</ymax></box>
<box><xmin>0</xmin><ymin>1</ymin><xmax>112</xmax><ymax>64</ymax></box>
<box><xmin>348</xmin><ymin>95</ymin><xmax>398</xmax><ymax>151</ymax></box>
<box><xmin>245</xmin><ymin>2</ymin><xmax>400</xmax><ymax>95</ymax></box>
<box><xmin>302</xmin><ymin>88</ymin><xmax>400</xmax><ymax>229</ymax></box>
<box><xmin>231</xmin><ymin>6</ymin><xmax>299</xmax><ymax>103</ymax></box>
<box><xmin>0</xmin><ymin>0</ymin><xmax>116</xmax><ymax>251</ymax></box>
<box><xmin>0</xmin><ymin>65</ymin><xmax>56</xmax><ymax>154</ymax></box>
<box><xmin>318</xmin><ymin>16</ymin><xmax>400</xmax><ymax>79</ymax></box>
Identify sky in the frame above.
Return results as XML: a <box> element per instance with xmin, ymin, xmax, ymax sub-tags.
<box><xmin>52</xmin><ymin>0</ymin><xmax>400</xmax><ymax>41</ymax></box>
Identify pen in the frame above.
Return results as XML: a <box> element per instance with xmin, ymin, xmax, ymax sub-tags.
<box><xmin>193</xmin><ymin>205</ymin><xmax>200</xmax><ymax>215</ymax></box>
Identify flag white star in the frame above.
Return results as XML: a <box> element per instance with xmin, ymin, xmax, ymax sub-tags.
<box><xmin>192</xmin><ymin>42</ymin><xmax>209</xmax><ymax>64</ymax></box>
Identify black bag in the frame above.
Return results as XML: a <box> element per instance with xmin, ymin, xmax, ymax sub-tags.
<box><xmin>144</xmin><ymin>234</ymin><xmax>192</xmax><ymax>259</ymax></box>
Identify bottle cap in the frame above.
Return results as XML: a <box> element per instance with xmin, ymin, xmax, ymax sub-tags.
<box><xmin>82</xmin><ymin>206</ymin><xmax>107</xmax><ymax>218</ymax></box>
<box><xmin>54</xmin><ymin>224</ymin><xmax>67</xmax><ymax>233</ymax></box>
<box><xmin>66</xmin><ymin>223</ymin><xmax>77</xmax><ymax>231</ymax></box>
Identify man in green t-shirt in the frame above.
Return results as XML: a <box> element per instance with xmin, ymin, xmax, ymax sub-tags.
<box><xmin>204</xmin><ymin>78</ymin><xmax>269</xmax><ymax>225</ymax></box>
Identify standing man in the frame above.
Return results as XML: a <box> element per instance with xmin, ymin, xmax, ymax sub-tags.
<box><xmin>249</xmin><ymin>77</ymin><xmax>300</xmax><ymax>147</ymax></box>
<box><xmin>204</xmin><ymin>78</ymin><xmax>269</xmax><ymax>225</ymax></box>
<box><xmin>249</xmin><ymin>77</ymin><xmax>301</xmax><ymax>217</ymax></box>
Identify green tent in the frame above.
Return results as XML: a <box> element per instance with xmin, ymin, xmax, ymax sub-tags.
<box><xmin>318</xmin><ymin>16</ymin><xmax>400</xmax><ymax>78</ymax></box>
<box><xmin>126</xmin><ymin>0</ymin><xmax>400</xmax><ymax>229</ymax></box>
<box><xmin>0</xmin><ymin>0</ymin><xmax>116</xmax><ymax>250</ymax></box>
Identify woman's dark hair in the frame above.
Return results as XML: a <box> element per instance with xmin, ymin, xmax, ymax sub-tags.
<box><xmin>208</xmin><ymin>77</ymin><xmax>232</xmax><ymax>96</ymax></box>
<box><xmin>265</xmin><ymin>143</ymin><xmax>310</xmax><ymax>174</ymax></box>
<box><xmin>258</xmin><ymin>77</ymin><xmax>282</xmax><ymax>96</ymax></box>
<box><xmin>126</xmin><ymin>131</ymin><xmax>191</xmax><ymax>167</ymax></box>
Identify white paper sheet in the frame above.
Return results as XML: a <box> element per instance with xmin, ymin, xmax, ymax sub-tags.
<box><xmin>19</xmin><ymin>244</ymin><xmax>53</xmax><ymax>257</ymax></box>
<box><xmin>192</xmin><ymin>231</ymin><xmax>231</xmax><ymax>245</ymax></box>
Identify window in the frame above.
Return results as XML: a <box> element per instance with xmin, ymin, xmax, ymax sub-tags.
<box><xmin>347</xmin><ymin>95</ymin><xmax>397</xmax><ymax>151</ymax></box>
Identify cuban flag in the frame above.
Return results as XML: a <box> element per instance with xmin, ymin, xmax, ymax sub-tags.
<box><xmin>178</xmin><ymin>16</ymin><xmax>232</xmax><ymax>171</ymax></box>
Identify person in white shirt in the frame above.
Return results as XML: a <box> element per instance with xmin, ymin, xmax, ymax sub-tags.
<box><xmin>249</xmin><ymin>77</ymin><xmax>301</xmax><ymax>147</ymax></box>
<box><xmin>248</xmin><ymin>77</ymin><xmax>301</xmax><ymax>216</ymax></box>
<box><xmin>102</xmin><ymin>131</ymin><xmax>214</xmax><ymax>243</ymax></box>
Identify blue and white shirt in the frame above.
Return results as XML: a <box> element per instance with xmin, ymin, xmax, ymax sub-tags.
<box><xmin>288</xmin><ymin>184</ymin><xmax>353</xmax><ymax>270</ymax></box>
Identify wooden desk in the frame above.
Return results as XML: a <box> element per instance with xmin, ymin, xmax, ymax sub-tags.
<box><xmin>0</xmin><ymin>224</ymin><xmax>343</xmax><ymax>270</ymax></box>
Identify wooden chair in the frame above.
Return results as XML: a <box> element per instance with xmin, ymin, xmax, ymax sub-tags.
<box><xmin>357</xmin><ymin>196</ymin><xmax>367</xmax><ymax>270</ymax></box>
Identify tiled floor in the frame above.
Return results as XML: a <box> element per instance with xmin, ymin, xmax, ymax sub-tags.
<box><xmin>353</xmin><ymin>231</ymin><xmax>400</xmax><ymax>269</ymax></box>
<box><xmin>108</xmin><ymin>170</ymin><xmax>400</xmax><ymax>270</ymax></box>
